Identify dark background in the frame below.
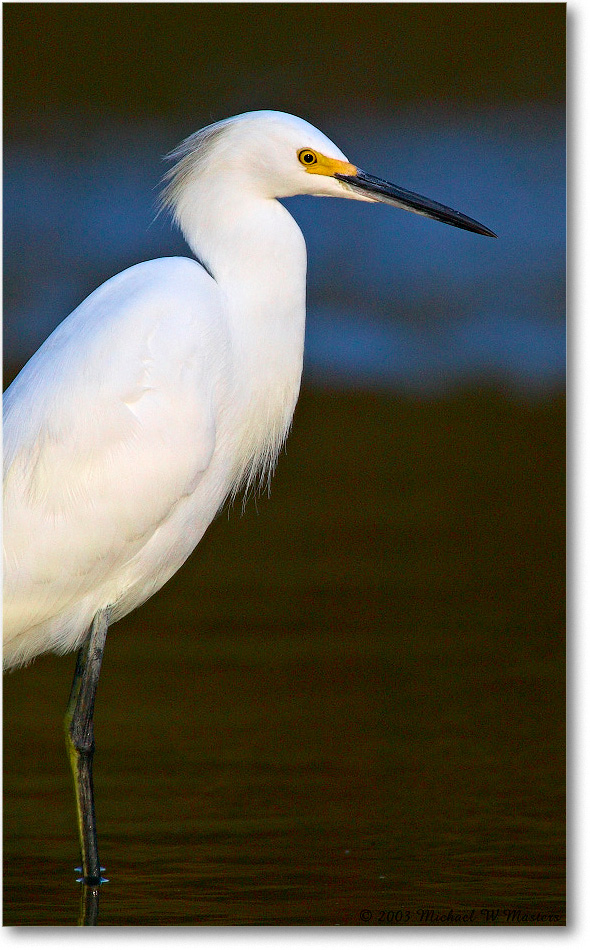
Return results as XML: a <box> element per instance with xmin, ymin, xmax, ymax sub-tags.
<box><xmin>4</xmin><ymin>2</ymin><xmax>565</xmax><ymax>927</ymax></box>
<box><xmin>4</xmin><ymin>3</ymin><xmax>565</xmax><ymax>123</ymax></box>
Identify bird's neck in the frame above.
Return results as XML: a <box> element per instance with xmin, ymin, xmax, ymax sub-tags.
<box><xmin>181</xmin><ymin>184</ymin><xmax>306</xmax><ymax>304</ymax></box>
<box><xmin>178</xmin><ymin>186</ymin><xmax>308</xmax><ymax>493</ymax></box>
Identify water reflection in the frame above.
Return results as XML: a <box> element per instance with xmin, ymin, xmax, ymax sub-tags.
<box><xmin>78</xmin><ymin>885</ymin><xmax>100</xmax><ymax>926</ymax></box>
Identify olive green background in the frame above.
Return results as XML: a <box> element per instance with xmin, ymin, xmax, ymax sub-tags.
<box><xmin>4</xmin><ymin>2</ymin><xmax>564</xmax><ymax>131</ymax></box>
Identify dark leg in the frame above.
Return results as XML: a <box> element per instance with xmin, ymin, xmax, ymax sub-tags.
<box><xmin>78</xmin><ymin>883</ymin><xmax>101</xmax><ymax>926</ymax></box>
<box><xmin>64</xmin><ymin>608</ymin><xmax>110</xmax><ymax>885</ymax></box>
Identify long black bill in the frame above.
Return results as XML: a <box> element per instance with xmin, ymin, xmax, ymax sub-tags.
<box><xmin>334</xmin><ymin>169</ymin><xmax>497</xmax><ymax>238</ymax></box>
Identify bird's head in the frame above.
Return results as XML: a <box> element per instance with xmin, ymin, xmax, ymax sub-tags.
<box><xmin>162</xmin><ymin>110</ymin><xmax>496</xmax><ymax>238</ymax></box>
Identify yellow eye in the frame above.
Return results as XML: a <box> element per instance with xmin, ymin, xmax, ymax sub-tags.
<box><xmin>298</xmin><ymin>149</ymin><xmax>318</xmax><ymax>167</ymax></box>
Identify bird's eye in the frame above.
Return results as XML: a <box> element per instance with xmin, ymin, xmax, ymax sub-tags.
<box><xmin>298</xmin><ymin>149</ymin><xmax>318</xmax><ymax>166</ymax></box>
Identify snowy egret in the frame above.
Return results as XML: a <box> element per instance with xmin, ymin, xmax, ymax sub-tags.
<box><xmin>3</xmin><ymin>110</ymin><xmax>495</xmax><ymax>884</ymax></box>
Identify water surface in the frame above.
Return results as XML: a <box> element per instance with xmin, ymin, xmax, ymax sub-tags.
<box><xmin>3</xmin><ymin>391</ymin><xmax>565</xmax><ymax>925</ymax></box>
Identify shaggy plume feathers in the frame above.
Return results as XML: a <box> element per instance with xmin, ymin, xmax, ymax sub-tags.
<box><xmin>160</xmin><ymin>117</ymin><xmax>234</xmax><ymax>221</ymax></box>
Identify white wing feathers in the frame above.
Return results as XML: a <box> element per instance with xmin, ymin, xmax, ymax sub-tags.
<box><xmin>3</xmin><ymin>257</ymin><xmax>227</xmax><ymax>658</ymax></box>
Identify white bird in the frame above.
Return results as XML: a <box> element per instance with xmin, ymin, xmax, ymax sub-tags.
<box><xmin>3</xmin><ymin>110</ymin><xmax>495</xmax><ymax>884</ymax></box>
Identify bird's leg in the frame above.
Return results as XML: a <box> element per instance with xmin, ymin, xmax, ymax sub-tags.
<box><xmin>64</xmin><ymin>608</ymin><xmax>110</xmax><ymax>885</ymax></box>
